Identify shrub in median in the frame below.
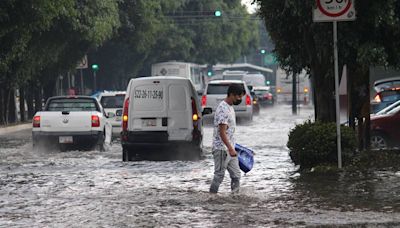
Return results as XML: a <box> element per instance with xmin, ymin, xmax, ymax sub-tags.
<box><xmin>287</xmin><ymin>120</ymin><xmax>357</xmax><ymax>170</ymax></box>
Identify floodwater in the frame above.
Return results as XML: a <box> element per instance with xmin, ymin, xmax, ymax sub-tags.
<box><xmin>1</xmin><ymin>105</ymin><xmax>400</xmax><ymax>227</ymax></box>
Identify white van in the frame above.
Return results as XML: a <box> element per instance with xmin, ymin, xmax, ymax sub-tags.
<box><xmin>121</xmin><ymin>76</ymin><xmax>211</xmax><ymax>161</ymax></box>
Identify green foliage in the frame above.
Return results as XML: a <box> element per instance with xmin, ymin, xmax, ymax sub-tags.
<box><xmin>287</xmin><ymin>121</ymin><xmax>357</xmax><ymax>170</ymax></box>
<box><xmin>92</xmin><ymin>0</ymin><xmax>259</xmax><ymax>89</ymax></box>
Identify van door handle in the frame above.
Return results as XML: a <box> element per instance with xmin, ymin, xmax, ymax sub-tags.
<box><xmin>162</xmin><ymin>118</ymin><xmax>168</xmax><ymax>126</ymax></box>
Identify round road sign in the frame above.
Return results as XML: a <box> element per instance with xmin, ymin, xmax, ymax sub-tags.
<box><xmin>316</xmin><ymin>0</ymin><xmax>352</xmax><ymax>17</ymax></box>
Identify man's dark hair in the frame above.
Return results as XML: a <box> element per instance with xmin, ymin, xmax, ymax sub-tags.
<box><xmin>227</xmin><ymin>84</ymin><xmax>245</xmax><ymax>96</ymax></box>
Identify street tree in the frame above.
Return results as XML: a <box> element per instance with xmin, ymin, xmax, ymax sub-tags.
<box><xmin>256</xmin><ymin>0</ymin><xmax>400</xmax><ymax>149</ymax></box>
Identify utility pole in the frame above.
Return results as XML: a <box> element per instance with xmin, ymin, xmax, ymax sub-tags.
<box><xmin>292</xmin><ymin>73</ymin><xmax>297</xmax><ymax>115</ymax></box>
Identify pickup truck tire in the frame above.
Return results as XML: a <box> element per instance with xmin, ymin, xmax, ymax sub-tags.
<box><xmin>96</xmin><ymin>132</ymin><xmax>106</xmax><ymax>152</ymax></box>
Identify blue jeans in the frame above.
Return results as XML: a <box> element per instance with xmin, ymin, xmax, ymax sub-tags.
<box><xmin>209</xmin><ymin>149</ymin><xmax>241</xmax><ymax>193</ymax></box>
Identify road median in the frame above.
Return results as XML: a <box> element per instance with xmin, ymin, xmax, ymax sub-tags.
<box><xmin>0</xmin><ymin>123</ymin><xmax>32</xmax><ymax>136</ymax></box>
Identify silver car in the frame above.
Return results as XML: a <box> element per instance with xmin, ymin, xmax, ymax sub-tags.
<box><xmin>201</xmin><ymin>80</ymin><xmax>253</xmax><ymax>121</ymax></box>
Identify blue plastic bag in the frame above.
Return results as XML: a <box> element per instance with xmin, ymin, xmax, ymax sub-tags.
<box><xmin>235</xmin><ymin>144</ymin><xmax>254</xmax><ymax>173</ymax></box>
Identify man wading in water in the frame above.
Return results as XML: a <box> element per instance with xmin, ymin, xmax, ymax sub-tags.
<box><xmin>209</xmin><ymin>84</ymin><xmax>244</xmax><ymax>194</ymax></box>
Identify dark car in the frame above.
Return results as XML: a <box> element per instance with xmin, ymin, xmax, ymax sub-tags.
<box><xmin>250</xmin><ymin>91</ymin><xmax>260</xmax><ymax>115</ymax></box>
<box><xmin>253</xmin><ymin>86</ymin><xmax>274</xmax><ymax>107</ymax></box>
<box><xmin>370</xmin><ymin>104</ymin><xmax>400</xmax><ymax>149</ymax></box>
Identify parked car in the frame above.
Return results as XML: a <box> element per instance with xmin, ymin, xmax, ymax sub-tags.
<box><xmin>121</xmin><ymin>76</ymin><xmax>211</xmax><ymax>161</ymax></box>
<box><xmin>371</xmin><ymin>77</ymin><xmax>400</xmax><ymax>113</ymax></box>
<box><xmin>202</xmin><ymin>80</ymin><xmax>254</xmax><ymax>122</ymax></box>
<box><xmin>32</xmin><ymin>96</ymin><xmax>112</xmax><ymax>151</ymax></box>
<box><xmin>97</xmin><ymin>91</ymin><xmax>126</xmax><ymax>138</ymax></box>
<box><xmin>370</xmin><ymin>104</ymin><xmax>400</xmax><ymax>149</ymax></box>
<box><xmin>253</xmin><ymin>86</ymin><xmax>274</xmax><ymax>106</ymax></box>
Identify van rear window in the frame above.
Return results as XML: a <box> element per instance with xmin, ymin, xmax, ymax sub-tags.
<box><xmin>207</xmin><ymin>84</ymin><xmax>244</xmax><ymax>95</ymax></box>
<box><xmin>47</xmin><ymin>98</ymin><xmax>98</xmax><ymax>112</ymax></box>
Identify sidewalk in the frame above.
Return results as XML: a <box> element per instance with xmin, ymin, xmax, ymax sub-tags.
<box><xmin>0</xmin><ymin>122</ymin><xmax>32</xmax><ymax>136</ymax></box>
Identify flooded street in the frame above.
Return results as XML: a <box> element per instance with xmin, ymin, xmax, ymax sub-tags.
<box><xmin>1</xmin><ymin>105</ymin><xmax>400</xmax><ymax>227</ymax></box>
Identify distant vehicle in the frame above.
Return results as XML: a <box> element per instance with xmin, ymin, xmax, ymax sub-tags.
<box><xmin>370</xmin><ymin>104</ymin><xmax>400</xmax><ymax>149</ymax></box>
<box><xmin>121</xmin><ymin>76</ymin><xmax>211</xmax><ymax>161</ymax></box>
<box><xmin>275</xmin><ymin>68</ymin><xmax>311</xmax><ymax>104</ymax></box>
<box><xmin>250</xmin><ymin>91</ymin><xmax>260</xmax><ymax>115</ymax></box>
<box><xmin>371</xmin><ymin>77</ymin><xmax>400</xmax><ymax>113</ymax></box>
<box><xmin>32</xmin><ymin>96</ymin><xmax>112</xmax><ymax>151</ymax></box>
<box><xmin>202</xmin><ymin>80</ymin><xmax>253</xmax><ymax>122</ymax></box>
<box><xmin>222</xmin><ymin>71</ymin><xmax>266</xmax><ymax>87</ymax></box>
<box><xmin>253</xmin><ymin>86</ymin><xmax>274</xmax><ymax>106</ymax></box>
<box><xmin>151</xmin><ymin>61</ymin><xmax>206</xmax><ymax>94</ymax></box>
<box><xmin>97</xmin><ymin>91</ymin><xmax>126</xmax><ymax>138</ymax></box>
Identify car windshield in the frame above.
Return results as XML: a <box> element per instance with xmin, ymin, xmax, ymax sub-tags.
<box><xmin>100</xmin><ymin>95</ymin><xmax>125</xmax><ymax>108</ymax></box>
<box><xmin>206</xmin><ymin>83</ymin><xmax>245</xmax><ymax>95</ymax></box>
<box><xmin>254</xmin><ymin>90</ymin><xmax>269</xmax><ymax>95</ymax></box>
<box><xmin>47</xmin><ymin>98</ymin><xmax>98</xmax><ymax>112</ymax></box>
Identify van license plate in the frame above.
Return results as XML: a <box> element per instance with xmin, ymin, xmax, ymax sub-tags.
<box><xmin>142</xmin><ymin>119</ymin><xmax>157</xmax><ymax>127</ymax></box>
<box><xmin>59</xmin><ymin>136</ymin><xmax>73</xmax><ymax>144</ymax></box>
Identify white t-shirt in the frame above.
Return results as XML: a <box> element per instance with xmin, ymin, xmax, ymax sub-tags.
<box><xmin>212</xmin><ymin>100</ymin><xmax>236</xmax><ymax>151</ymax></box>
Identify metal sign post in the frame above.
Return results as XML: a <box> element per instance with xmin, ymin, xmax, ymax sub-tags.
<box><xmin>313</xmin><ymin>0</ymin><xmax>356</xmax><ymax>169</ymax></box>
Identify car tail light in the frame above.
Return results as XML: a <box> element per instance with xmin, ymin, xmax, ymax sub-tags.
<box><xmin>91</xmin><ymin>115</ymin><xmax>100</xmax><ymax>127</ymax></box>
<box><xmin>374</xmin><ymin>94</ymin><xmax>382</xmax><ymax>103</ymax></box>
<box><xmin>201</xmin><ymin>95</ymin><xmax>207</xmax><ymax>107</ymax></box>
<box><xmin>246</xmin><ymin>95</ymin><xmax>251</xmax><ymax>106</ymax></box>
<box><xmin>191</xmin><ymin>97</ymin><xmax>201</xmax><ymax>140</ymax></box>
<box><xmin>33</xmin><ymin>116</ymin><xmax>40</xmax><ymax>128</ymax></box>
<box><xmin>122</xmin><ymin>97</ymin><xmax>129</xmax><ymax>131</ymax></box>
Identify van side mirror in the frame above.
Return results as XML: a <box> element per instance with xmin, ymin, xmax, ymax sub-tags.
<box><xmin>247</xmin><ymin>85</ymin><xmax>253</xmax><ymax>91</ymax></box>
<box><xmin>202</xmin><ymin>108</ymin><xmax>212</xmax><ymax>116</ymax></box>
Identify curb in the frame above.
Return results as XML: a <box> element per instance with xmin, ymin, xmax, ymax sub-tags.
<box><xmin>0</xmin><ymin>123</ymin><xmax>32</xmax><ymax>136</ymax></box>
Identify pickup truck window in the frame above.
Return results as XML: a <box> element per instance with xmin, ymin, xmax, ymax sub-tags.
<box><xmin>46</xmin><ymin>98</ymin><xmax>98</xmax><ymax>112</ymax></box>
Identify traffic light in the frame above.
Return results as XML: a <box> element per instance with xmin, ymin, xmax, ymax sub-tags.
<box><xmin>92</xmin><ymin>64</ymin><xmax>99</xmax><ymax>71</ymax></box>
<box><xmin>266</xmin><ymin>80</ymin><xmax>270</xmax><ymax>85</ymax></box>
<box><xmin>214</xmin><ymin>10</ymin><xmax>222</xmax><ymax>17</ymax></box>
<box><xmin>260</xmin><ymin>49</ymin><xmax>266</xmax><ymax>54</ymax></box>
<box><xmin>206</xmin><ymin>65</ymin><xmax>213</xmax><ymax>77</ymax></box>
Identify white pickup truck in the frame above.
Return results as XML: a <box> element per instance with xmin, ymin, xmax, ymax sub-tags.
<box><xmin>32</xmin><ymin>96</ymin><xmax>112</xmax><ymax>151</ymax></box>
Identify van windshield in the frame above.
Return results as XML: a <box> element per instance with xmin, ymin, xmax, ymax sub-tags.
<box><xmin>207</xmin><ymin>83</ymin><xmax>244</xmax><ymax>95</ymax></box>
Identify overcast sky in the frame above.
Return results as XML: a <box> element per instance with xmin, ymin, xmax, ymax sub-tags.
<box><xmin>241</xmin><ymin>0</ymin><xmax>259</xmax><ymax>13</ymax></box>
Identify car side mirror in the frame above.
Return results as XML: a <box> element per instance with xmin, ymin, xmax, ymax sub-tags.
<box><xmin>202</xmin><ymin>108</ymin><xmax>212</xmax><ymax>116</ymax></box>
<box><xmin>107</xmin><ymin>112</ymin><xmax>116</xmax><ymax>118</ymax></box>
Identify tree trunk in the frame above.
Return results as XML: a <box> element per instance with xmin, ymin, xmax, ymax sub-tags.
<box><xmin>6</xmin><ymin>88</ymin><xmax>17</xmax><ymax>124</ymax></box>
<box><xmin>34</xmin><ymin>86</ymin><xmax>43</xmax><ymax>112</ymax></box>
<box><xmin>0</xmin><ymin>85</ymin><xmax>4</xmax><ymax>125</ymax></box>
<box><xmin>26</xmin><ymin>83</ymin><xmax>35</xmax><ymax>119</ymax></box>
<box><xmin>19</xmin><ymin>87</ymin><xmax>26</xmax><ymax>122</ymax></box>
<box><xmin>348</xmin><ymin>65</ymin><xmax>370</xmax><ymax>151</ymax></box>
<box><xmin>311</xmin><ymin>66</ymin><xmax>336</xmax><ymax>122</ymax></box>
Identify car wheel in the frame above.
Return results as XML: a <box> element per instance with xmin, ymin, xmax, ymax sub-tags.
<box><xmin>96</xmin><ymin>133</ymin><xmax>106</xmax><ymax>152</ymax></box>
<box><xmin>371</xmin><ymin>133</ymin><xmax>389</xmax><ymax>149</ymax></box>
